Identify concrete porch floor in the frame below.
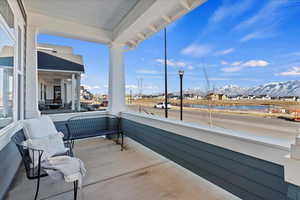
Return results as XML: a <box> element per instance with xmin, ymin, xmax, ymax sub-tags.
<box><xmin>6</xmin><ymin>137</ymin><xmax>240</xmax><ymax>200</ymax></box>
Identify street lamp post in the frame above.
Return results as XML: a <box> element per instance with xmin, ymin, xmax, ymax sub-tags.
<box><xmin>178</xmin><ymin>70</ymin><xmax>184</xmax><ymax>121</ymax></box>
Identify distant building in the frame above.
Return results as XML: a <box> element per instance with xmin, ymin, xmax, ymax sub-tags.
<box><xmin>80</xmin><ymin>86</ymin><xmax>94</xmax><ymax>100</ymax></box>
<box><xmin>256</xmin><ymin>95</ymin><xmax>271</xmax><ymax>100</ymax></box>
<box><xmin>206</xmin><ymin>93</ymin><xmax>227</xmax><ymax>101</ymax></box>
<box><xmin>228</xmin><ymin>95</ymin><xmax>243</xmax><ymax>100</ymax></box>
<box><xmin>246</xmin><ymin>95</ymin><xmax>256</xmax><ymax>100</ymax></box>
<box><xmin>279</xmin><ymin>96</ymin><xmax>297</xmax><ymax>101</ymax></box>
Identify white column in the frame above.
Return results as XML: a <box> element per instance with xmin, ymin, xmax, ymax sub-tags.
<box><xmin>60</xmin><ymin>79</ymin><xmax>65</xmax><ymax>106</ymax></box>
<box><xmin>25</xmin><ymin>26</ymin><xmax>40</xmax><ymax>119</ymax></box>
<box><xmin>71</xmin><ymin>74</ymin><xmax>76</xmax><ymax>111</ymax></box>
<box><xmin>76</xmin><ymin>74</ymin><xmax>81</xmax><ymax>111</ymax></box>
<box><xmin>108</xmin><ymin>43</ymin><xmax>125</xmax><ymax>114</ymax></box>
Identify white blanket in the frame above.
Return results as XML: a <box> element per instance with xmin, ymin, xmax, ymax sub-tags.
<box><xmin>42</xmin><ymin>156</ymin><xmax>87</xmax><ymax>187</ymax></box>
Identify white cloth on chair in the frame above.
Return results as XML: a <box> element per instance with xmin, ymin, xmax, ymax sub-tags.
<box><xmin>22</xmin><ymin>132</ymin><xmax>67</xmax><ymax>167</ymax></box>
<box><xmin>23</xmin><ymin>116</ymin><xmax>58</xmax><ymax>139</ymax></box>
<box><xmin>42</xmin><ymin>156</ymin><xmax>87</xmax><ymax>187</ymax></box>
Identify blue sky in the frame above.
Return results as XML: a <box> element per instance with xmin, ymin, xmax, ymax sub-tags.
<box><xmin>38</xmin><ymin>0</ymin><xmax>300</xmax><ymax>94</ymax></box>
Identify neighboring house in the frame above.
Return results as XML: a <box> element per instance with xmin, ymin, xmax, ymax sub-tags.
<box><xmin>206</xmin><ymin>93</ymin><xmax>227</xmax><ymax>101</ymax></box>
<box><xmin>256</xmin><ymin>95</ymin><xmax>271</xmax><ymax>100</ymax></box>
<box><xmin>0</xmin><ymin>43</ymin><xmax>85</xmax><ymax>113</ymax></box>
<box><xmin>37</xmin><ymin>43</ymin><xmax>84</xmax><ymax>111</ymax></box>
<box><xmin>228</xmin><ymin>95</ymin><xmax>243</xmax><ymax>100</ymax></box>
<box><xmin>279</xmin><ymin>96</ymin><xmax>297</xmax><ymax>101</ymax></box>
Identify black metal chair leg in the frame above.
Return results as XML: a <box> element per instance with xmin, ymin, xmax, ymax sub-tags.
<box><xmin>121</xmin><ymin>132</ymin><xmax>124</xmax><ymax>151</ymax></box>
<box><xmin>34</xmin><ymin>161</ymin><xmax>42</xmax><ymax>200</ymax></box>
<box><xmin>74</xmin><ymin>180</ymin><xmax>78</xmax><ymax>200</ymax></box>
<box><xmin>34</xmin><ymin>176</ymin><xmax>41</xmax><ymax>200</ymax></box>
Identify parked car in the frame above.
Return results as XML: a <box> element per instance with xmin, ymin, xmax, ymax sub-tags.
<box><xmin>154</xmin><ymin>102</ymin><xmax>172</xmax><ymax>109</ymax></box>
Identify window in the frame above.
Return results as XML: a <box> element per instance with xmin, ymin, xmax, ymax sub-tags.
<box><xmin>0</xmin><ymin>24</ymin><xmax>14</xmax><ymax>127</ymax></box>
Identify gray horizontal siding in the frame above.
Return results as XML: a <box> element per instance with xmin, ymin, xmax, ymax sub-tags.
<box><xmin>0</xmin><ymin>140</ymin><xmax>21</xmax><ymax>200</ymax></box>
<box><xmin>121</xmin><ymin>119</ymin><xmax>289</xmax><ymax>200</ymax></box>
<box><xmin>288</xmin><ymin>184</ymin><xmax>300</xmax><ymax>200</ymax></box>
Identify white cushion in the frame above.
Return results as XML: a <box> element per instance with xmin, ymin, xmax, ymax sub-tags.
<box><xmin>22</xmin><ymin>132</ymin><xmax>67</xmax><ymax>167</ymax></box>
<box><xmin>23</xmin><ymin>116</ymin><xmax>58</xmax><ymax>139</ymax></box>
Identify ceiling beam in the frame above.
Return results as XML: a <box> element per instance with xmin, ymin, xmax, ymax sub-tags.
<box><xmin>28</xmin><ymin>12</ymin><xmax>112</xmax><ymax>44</ymax></box>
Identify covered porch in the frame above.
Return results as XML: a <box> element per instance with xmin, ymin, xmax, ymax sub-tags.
<box><xmin>38</xmin><ymin>71</ymin><xmax>81</xmax><ymax>112</ymax></box>
<box><xmin>6</xmin><ymin>137</ymin><xmax>239</xmax><ymax>200</ymax></box>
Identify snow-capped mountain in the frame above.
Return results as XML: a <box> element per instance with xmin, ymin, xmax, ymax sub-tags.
<box><xmin>171</xmin><ymin>80</ymin><xmax>300</xmax><ymax>97</ymax></box>
<box><xmin>215</xmin><ymin>85</ymin><xmax>247</xmax><ymax>96</ymax></box>
<box><xmin>246</xmin><ymin>80</ymin><xmax>300</xmax><ymax>97</ymax></box>
<box><xmin>213</xmin><ymin>80</ymin><xmax>300</xmax><ymax>97</ymax></box>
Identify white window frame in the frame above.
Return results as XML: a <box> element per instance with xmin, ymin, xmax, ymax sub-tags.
<box><xmin>9</xmin><ymin>0</ymin><xmax>25</xmax><ymax>122</ymax></box>
<box><xmin>0</xmin><ymin>0</ymin><xmax>26</xmax><ymax>124</ymax></box>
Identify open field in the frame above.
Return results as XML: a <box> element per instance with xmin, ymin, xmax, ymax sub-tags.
<box><xmin>128</xmin><ymin>99</ymin><xmax>297</xmax><ymax>119</ymax></box>
<box><xmin>130</xmin><ymin>98</ymin><xmax>300</xmax><ymax>109</ymax></box>
<box><xmin>127</xmin><ymin>104</ymin><xmax>299</xmax><ymax>146</ymax></box>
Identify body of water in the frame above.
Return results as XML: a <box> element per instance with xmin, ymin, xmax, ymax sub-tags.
<box><xmin>188</xmin><ymin>104</ymin><xmax>270</xmax><ymax>111</ymax></box>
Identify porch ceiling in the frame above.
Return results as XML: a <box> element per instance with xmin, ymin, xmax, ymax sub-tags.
<box><xmin>23</xmin><ymin>0</ymin><xmax>208</xmax><ymax>47</ymax></box>
<box><xmin>24</xmin><ymin>0</ymin><xmax>140</xmax><ymax>31</ymax></box>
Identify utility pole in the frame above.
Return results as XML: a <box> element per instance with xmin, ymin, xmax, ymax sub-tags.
<box><xmin>164</xmin><ymin>28</ymin><xmax>168</xmax><ymax>118</ymax></box>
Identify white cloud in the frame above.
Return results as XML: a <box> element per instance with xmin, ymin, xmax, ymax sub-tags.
<box><xmin>239</xmin><ymin>30</ymin><xmax>277</xmax><ymax>42</ymax></box>
<box><xmin>215</xmin><ymin>48</ymin><xmax>235</xmax><ymax>56</ymax></box>
<box><xmin>221</xmin><ymin>61</ymin><xmax>242</xmax><ymax>66</ymax></box>
<box><xmin>242</xmin><ymin>60</ymin><xmax>269</xmax><ymax>67</ymax></box>
<box><xmin>231</xmin><ymin>61</ymin><xmax>242</xmax><ymax>66</ymax></box>
<box><xmin>209</xmin><ymin>0</ymin><xmax>254</xmax><ymax>25</ymax></box>
<box><xmin>221</xmin><ymin>59</ymin><xmax>269</xmax><ymax>72</ymax></box>
<box><xmin>136</xmin><ymin>69</ymin><xmax>160</xmax><ymax>74</ymax></box>
<box><xmin>93</xmin><ymin>86</ymin><xmax>100</xmax><ymax>89</ymax></box>
<box><xmin>181</xmin><ymin>44</ymin><xmax>212</xmax><ymax>57</ymax></box>
<box><xmin>277</xmin><ymin>67</ymin><xmax>300</xmax><ymax>76</ymax></box>
<box><xmin>240</xmin><ymin>32</ymin><xmax>263</xmax><ymax>42</ymax></box>
<box><xmin>155</xmin><ymin>58</ymin><xmax>186</xmax><ymax>67</ymax></box>
<box><xmin>235</xmin><ymin>0</ymin><xmax>288</xmax><ymax>31</ymax></box>
<box><xmin>235</xmin><ymin>0</ymin><xmax>296</xmax><ymax>42</ymax></box>
<box><xmin>221</xmin><ymin>67</ymin><xmax>243</xmax><ymax>72</ymax></box>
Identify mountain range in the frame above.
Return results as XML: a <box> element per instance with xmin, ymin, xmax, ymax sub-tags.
<box><xmin>215</xmin><ymin>80</ymin><xmax>300</xmax><ymax>97</ymax></box>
